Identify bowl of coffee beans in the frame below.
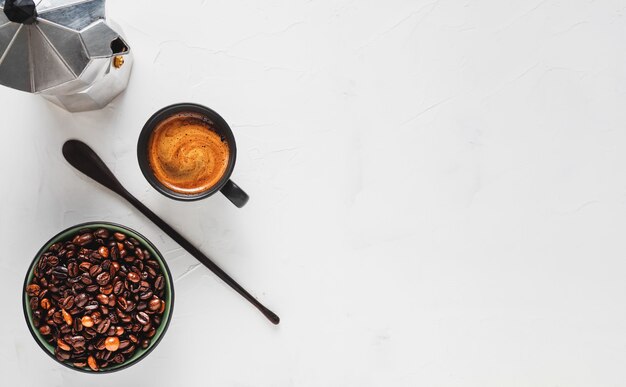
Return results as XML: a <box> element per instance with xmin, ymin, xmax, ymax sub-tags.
<box><xmin>23</xmin><ymin>222</ymin><xmax>174</xmax><ymax>373</ymax></box>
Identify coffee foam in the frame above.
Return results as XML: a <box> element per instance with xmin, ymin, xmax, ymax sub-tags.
<box><xmin>147</xmin><ymin>113</ymin><xmax>230</xmax><ymax>195</ymax></box>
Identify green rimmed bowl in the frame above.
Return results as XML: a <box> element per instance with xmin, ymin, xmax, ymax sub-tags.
<box><xmin>22</xmin><ymin>222</ymin><xmax>174</xmax><ymax>373</ymax></box>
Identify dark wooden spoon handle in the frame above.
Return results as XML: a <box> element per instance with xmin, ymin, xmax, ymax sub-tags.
<box><xmin>62</xmin><ymin>140</ymin><xmax>280</xmax><ymax>325</ymax></box>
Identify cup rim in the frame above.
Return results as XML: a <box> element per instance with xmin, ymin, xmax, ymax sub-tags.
<box><xmin>137</xmin><ymin>103</ymin><xmax>238</xmax><ymax>202</ymax></box>
<box><xmin>22</xmin><ymin>221</ymin><xmax>175</xmax><ymax>374</ymax></box>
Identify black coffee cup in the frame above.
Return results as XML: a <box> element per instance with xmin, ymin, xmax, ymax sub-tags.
<box><xmin>137</xmin><ymin>103</ymin><xmax>249</xmax><ymax>207</ymax></box>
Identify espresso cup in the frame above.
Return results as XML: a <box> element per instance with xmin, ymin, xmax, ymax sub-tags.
<box><xmin>137</xmin><ymin>103</ymin><xmax>249</xmax><ymax>207</ymax></box>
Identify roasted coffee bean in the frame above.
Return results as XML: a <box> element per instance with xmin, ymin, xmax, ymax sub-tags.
<box><xmin>127</xmin><ymin>272</ymin><xmax>140</xmax><ymax>283</ymax></box>
<box><xmin>127</xmin><ymin>281</ymin><xmax>140</xmax><ymax>294</ymax></box>
<box><xmin>56</xmin><ymin>348</ymin><xmax>71</xmax><ymax>361</ymax></box>
<box><xmin>47</xmin><ymin>255</ymin><xmax>60</xmax><ymax>267</ymax></box>
<box><xmin>81</xmin><ymin>272</ymin><xmax>93</xmax><ymax>285</ymax></box>
<box><xmin>148</xmin><ymin>298</ymin><xmax>161</xmax><ymax>312</ymax></box>
<box><xmin>95</xmin><ymin>338</ymin><xmax>106</xmax><ymax>351</ymax></box>
<box><xmin>78</xmin><ymin>262</ymin><xmax>92</xmax><ymax>272</ymax></box>
<box><xmin>110</xmin><ymin>246</ymin><xmax>119</xmax><ymax>260</ymax></box>
<box><xmin>67</xmin><ymin>262</ymin><xmax>79</xmax><ymax>278</ymax></box>
<box><xmin>96</xmin><ymin>294</ymin><xmax>109</xmax><ymax>304</ymax></box>
<box><xmin>117</xmin><ymin>296</ymin><xmax>128</xmax><ymax>310</ymax></box>
<box><xmin>112</xmin><ymin>280</ymin><xmax>124</xmax><ymax>295</ymax></box>
<box><xmin>26</xmin><ymin>284</ymin><xmax>41</xmax><ymax>297</ymax></box>
<box><xmin>52</xmin><ymin>265</ymin><xmax>68</xmax><ymax>280</ymax></box>
<box><xmin>154</xmin><ymin>275</ymin><xmax>164</xmax><ymax>291</ymax></box>
<box><xmin>96</xmin><ymin>272</ymin><xmax>111</xmax><ymax>286</ymax></box>
<box><xmin>39</xmin><ymin>325</ymin><xmax>51</xmax><ymax>335</ymax></box>
<box><xmin>136</xmin><ymin>312</ymin><xmax>150</xmax><ymax>325</ymax></box>
<box><xmin>71</xmin><ymin>336</ymin><xmax>86</xmax><ymax>350</ymax></box>
<box><xmin>98</xmin><ymin>246</ymin><xmax>109</xmax><ymax>258</ymax></box>
<box><xmin>52</xmin><ymin>311</ymin><xmax>64</xmax><ymax>325</ymax></box>
<box><xmin>124</xmin><ymin>300</ymin><xmax>136</xmax><ymax>313</ymax></box>
<box><xmin>142</xmin><ymin>322</ymin><xmax>153</xmax><ymax>333</ymax></box>
<box><xmin>48</xmin><ymin>286</ymin><xmax>60</xmax><ymax>294</ymax></box>
<box><xmin>60</xmin><ymin>296</ymin><xmax>74</xmax><ymax>310</ymax></box>
<box><xmin>61</xmin><ymin>308</ymin><xmax>73</xmax><ymax>325</ymax></box>
<box><xmin>94</xmin><ymin>228</ymin><xmax>110</xmax><ymax>239</ymax></box>
<box><xmin>137</xmin><ymin>301</ymin><xmax>148</xmax><ymax>312</ymax></box>
<box><xmin>117</xmin><ymin>310</ymin><xmax>132</xmax><ymax>323</ymax></box>
<box><xmin>86</xmin><ymin>284</ymin><xmax>99</xmax><ymax>293</ymax></box>
<box><xmin>30</xmin><ymin>297</ymin><xmax>39</xmax><ymax>310</ymax></box>
<box><xmin>75</xmin><ymin>293</ymin><xmax>88</xmax><ymax>307</ymax></box>
<box><xmin>121</xmin><ymin>344</ymin><xmax>136</xmax><ymax>355</ymax></box>
<box><xmin>84</xmin><ymin>300</ymin><xmax>99</xmax><ymax>311</ymax></box>
<box><xmin>138</xmin><ymin>280</ymin><xmax>150</xmax><ymax>292</ymax></box>
<box><xmin>113</xmin><ymin>232</ymin><xmax>126</xmax><ymax>242</ymax></box>
<box><xmin>40</xmin><ymin>298</ymin><xmax>51</xmax><ymax>310</ymax></box>
<box><xmin>89</xmin><ymin>265</ymin><xmax>102</xmax><ymax>278</ymax></box>
<box><xmin>124</xmin><ymin>240</ymin><xmax>134</xmax><ymax>251</ymax></box>
<box><xmin>118</xmin><ymin>339</ymin><xmax>131</xmax><ymax>350</ymax></box>
<box><xmin>73</xmin><ymin>317</ymin><xmax>83</xmax><ymax>332</ymax></box>
<box><xmin>139</xmin><ymin>290</ymin><xmax>153</xmax><ymax>300</ymax></box>
<box><xmin>141</xmin><ymin>339</ymin><xmax>150</xmax><ymax>349</ymax></box>
<box><xmin>73</xmin><ymin>233</ymin><xmax>94</xmax><ymax>246</ymax></box>
<box><xmin>135</xmin><ymin>248</ymin><xmax>144</xmax><ymax>260</ymax></box>
<box><xmin>57</xmin><ymin>339</ymin><xmax>71</xmax><ymax>351</ymax></box>
<box><xmin>96</xmin><ymin>318</ymin><xmax>111</xmax><ymax>334</ymax></box>
<box><xmin>146</xmin><ymin>266</ymin><xmax>156</xmax><ymax>278</ymax></box>
<box><xmin>105</xmin><ymin>336</ymin><xmax>120</xmax><ymax>352</ymax></box>
<box><xmin>87</xmin><ymin>356</ymin><xmax>98</xmax><ymax>371</ymax></box>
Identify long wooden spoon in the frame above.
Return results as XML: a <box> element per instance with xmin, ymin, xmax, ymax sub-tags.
<box><xmin>62</xmin><ymin>139</ymin><xmax>280</xmax><ymax>325</ymax></box>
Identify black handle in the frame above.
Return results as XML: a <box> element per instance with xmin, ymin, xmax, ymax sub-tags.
<box><xmin>3</xmin><ymin>0</ymin><xmax>38</xmax><ymax>24</ymax></box>
<box><xmin>62</xmin><ymin>140</ymin><xmax>279</xmax><ymax>325</ymax></box>
<box><xmin>220</xmin><ymin>180</ymin><xmax>250</xmax><ymax>208</ymax></box>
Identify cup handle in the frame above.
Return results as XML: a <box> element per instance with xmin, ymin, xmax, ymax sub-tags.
<box><xmin>220</xmin><ymin>180</ymin><xmax>249</xmax><ymax>208</ymax></box>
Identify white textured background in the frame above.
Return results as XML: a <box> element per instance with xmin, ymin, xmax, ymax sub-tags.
<box><xmin>1</xmin><ymin>0</ymin><xmax>626</xmax><ymax>385</ymax></box>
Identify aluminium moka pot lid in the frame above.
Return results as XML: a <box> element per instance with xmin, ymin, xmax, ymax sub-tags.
<box><xmin>0</xmin><ymin>0</ymin><xmax>129</xmax><ymax>93</ymax></box>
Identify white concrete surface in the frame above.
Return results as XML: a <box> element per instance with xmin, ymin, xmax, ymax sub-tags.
<box><xmin>1</xmin><ymin>0</ymin><xmax>626</xmax><ymax>385</ymax></box>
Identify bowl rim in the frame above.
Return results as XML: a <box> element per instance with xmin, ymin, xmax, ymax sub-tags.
<box><xmin>22</xmin><ymin>221</ymin><xmax>175</xmax><ymax>374</ymax></box>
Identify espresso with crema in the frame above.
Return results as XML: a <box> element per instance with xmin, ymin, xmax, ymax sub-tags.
<box><xmin>147</xmin><ymin>113</ymin><xmax>230</xmax><ymax>195</ymax></box>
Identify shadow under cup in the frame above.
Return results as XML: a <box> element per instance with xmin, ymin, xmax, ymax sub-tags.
<box><xmin>137</xmin><ymin>103</ymin><xmax>249</xmax><ymax>207</ymax></box>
